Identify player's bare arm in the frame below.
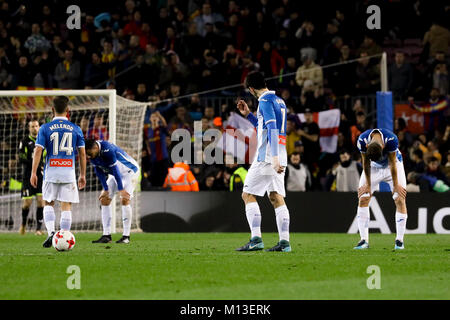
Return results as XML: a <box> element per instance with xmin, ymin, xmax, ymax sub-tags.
<box><xmin>30</xmin><ymin>146</ymin><xmax>43</xmax><ymax>188</ymax></box>
<box><xmin>236</xmin><ymin>99</ymin><xmax>250</xmax><ymax>117</ymax></box>
<box><xmin>78</xmin><ymin>146</ymin><xmax>86</xmax><ymax>190</ymax></box>
<box><xmin>358</xmin><ymin>153</ymin><xmax>371</xmax><ymax>197</ymax></box>
<box><xmin>388</xmin><ymin>151</ymin><xmax>406</xmax><ymax>199</ymax></box>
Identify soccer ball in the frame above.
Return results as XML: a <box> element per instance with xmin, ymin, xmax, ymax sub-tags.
<box><xmin>52</xmin><ymin>230</ymin><xmax>76</xmax><ymax>251</ymax></box>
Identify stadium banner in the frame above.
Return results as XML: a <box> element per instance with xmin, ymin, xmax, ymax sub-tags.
<box><xmin>297</xmin><ymin>109</ymin><xmax>340</xmax><ymax>153</ymax></box>
<box><xmin>216</xmin><ymin>112</ymin><xmax>257</xmax><ymax>163</ymax></box>
<box><xmin>139</xmin><ymin>192</ymin><xmax>450</xmax><ymax>234</ymax></box>
<box><xmin>394</xmin><ymin>104</ymin><xmax>424</xmax><ymax>134</ymax></box>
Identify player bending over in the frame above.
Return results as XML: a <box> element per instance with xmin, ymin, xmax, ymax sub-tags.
<box><xmin>85</xmin><ymin>139</ymin><xmax>140</xmax><ymax>244</ymax></box>
<box><xmin>354</xmin><ymin>128</ymin><xmax>407</xmax><ymax>250</ymax></box>
<box><xmin>236</xmin><ymin>71</ymin><xmax>291</xmax><ymax>252</ymax></box>
<box><xmin>30</xmin><ymin>96</ymin><xmax>86</xmax><ymax>247</ymax></box>
<box><xmin>19</xmin><ymin>119</ymin><xmax>45</xmax><ymax>235</ymax></box>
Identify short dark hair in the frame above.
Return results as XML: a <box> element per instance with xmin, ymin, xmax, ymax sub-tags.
<box><xmin>53</xmin><ymin>96</ymin><xmax>69</xmax><ymax>114</ymax></box>
<box><xmin>366</xmin><ymin>142</ymin><xmax>382</xmax><ymax>162</ymax></box>
<box><xmin>245</xmin><ymin>71</ymin><xmax>267</xmax><ymax>90</ymax></box>
<box><xmin>85</xmin><ymin>139</ymin><xmax>97</xmax><ymax>150</ymax></box>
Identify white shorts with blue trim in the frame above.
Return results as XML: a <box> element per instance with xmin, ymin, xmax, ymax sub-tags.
<box><xmin>106</xmin><ymin>171</ymin><xmax>139</xmax><ymax>199</ymax></box>
<box><xmin>243</xmin><ymin>161</ymin><xmax>286</xmax><ymax>197</ymax></box>
<box><xmin>42</xmin><ymin>181</ymin><xmax>79</xmax><ymax>203</ymax></box>
<box><xmin>358</xmin><ymin>159</ymin><xmax>406</xmax><ymax>197</ymax></box>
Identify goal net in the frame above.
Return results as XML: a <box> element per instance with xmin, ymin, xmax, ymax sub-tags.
<box><xmin>0</xmin><ymin>90</ymin><xmax>146</xmax><ymax>233</ymax></box>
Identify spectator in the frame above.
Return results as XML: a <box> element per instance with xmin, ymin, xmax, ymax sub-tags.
<box><xmin>132</xmin><ymin>83</ymin><xmax>147</xmax><ymax>102</ymax></box>
<box><xmin>389</xmin><ymin>51</ymin><xmax>414</xmax><ymax>99</ymax></box>
<box><xmin>425</xmin><ymin>139</ymin><xmax>442</xmax><ymax>163</ymax></box>
<box><xmin>194</xmin><ymin>3</ymin><xmax>225</xmax><ymax>37</ymax></box>
<box><xmin>432</xmin><ymin>63</ymin><xmax>449</xmax><ymax>96</ymax></box>
<box><xmin>144</xmin><ymin>111</ymin><xmax>169</xmax><ymax>187</ymax></box>
<box><xmin>410</xmin><ymin>149</ymin><xmax>426</xmax><ymax>173</ymax></box>
<box><xmin>87</xmin><ymin>113</ymin><xmax>108</xmax><ymax>140</ymax></box>
<box><xmin>54</xmin><ymin>49</ymin><xmax>81</xmax><ymax>89</ymax></box>
<box><xmin>84</xmin><ymin>52</ymin><xmax>108</xmax><ymax>87</ymax></box>
<box><xmin>163</xmin><ymin>162</ymin><xmax>199</xmax><ymax>191</ymax></box>
<box><xmin>426</xmin><ymin>156</ymin><xmax>449</xmax><ymax>184</ymax></box>
<box><xmin>334</xmin><ymin>150</ymin><xmax>361</xmax><ymax>192</ymax></box>
<box><xmin>408</xmin><ymin>88</ymin><xmax>449</xmax><ymax>135</ymax></box>
<box><xmin>407</xmin><ymin>171</ymin><xmax>450</xmax><ymax>192</ymax></box>
<box><xmin>285</xmin><ymin>152</ymin><xmax>311</xmax><ymax>191</ymax></box>
<box><xmin>23</xmin><ymin>23</ymin><xmax>51</xmax><ymax>56</ymax></box>
<box><xmin>13</xmin><ymin>55</ymin><xmax>35</xmax><ymax>87</ymax></box>
<box><xmin>423</xmin><ymin>23</ymin><xmax>450</xmax><ymax>58</ymax></box>
<box><xmin>298</xmin><ymin>108</ymin><xmax>320</xmax><ymax>167</ymax></box>
<box><xmin>295</xmin><ymin>54</ymin><xmax>323</xmax><ymax>89</ymax></box>
<box><xmin>256</xmin><ymin>41</ymin><xmax>284</xmax><ymax>77</ymax></box>
<box><xmin>350</xmin><ymin>111</ymin><xmax>367</xmax><ymax>146</ymax></box>
<box><xmin>354</xmin><ymin>52</ymin><xmax>379</xmax><ymax>95</ymax></box>
<box><xmin>357</xmin><ymin>35</ymin><xmax>382</xmax><ymax>57</ymax></box>
<box><xmin>286</xmin><ymin>116</ymin><xmax>301</xmax><ymax>156</ymax></box>
<box><xmin>168</xmin><ymin>105</ymin><xmax>193</xmax><ymax>134</ymax></box>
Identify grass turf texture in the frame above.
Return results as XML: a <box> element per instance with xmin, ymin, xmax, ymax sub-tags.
<box><xmin>0</xmin><ymin>233</ymin><xmax>449</xmax><ymax>300</ymax></box>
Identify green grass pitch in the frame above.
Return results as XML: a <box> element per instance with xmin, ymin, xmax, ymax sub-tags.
<box><xmin>0</xmin><ymin>232</ymin><xmax>449</xmax><ymax>300</ymax></box>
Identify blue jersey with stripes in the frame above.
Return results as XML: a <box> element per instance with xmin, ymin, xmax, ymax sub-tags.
<box><xmin>357</xmin><ymin>128</ymin><xmax>402</xmax><ymax>168</ymax></box>
<box><xmin>36</xmin><ymin>116</ymin><xmax>85</xmax><ymax>183</ymax></box>
<box><xmin>256</xmin><ymin>90</ymin><xmax>288</xmax><ymax>166</ymax></box>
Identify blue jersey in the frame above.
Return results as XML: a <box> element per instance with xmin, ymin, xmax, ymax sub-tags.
<box><xmin>253</xmin><ymin>90</ymin><xmax>288</xmax><ymax>166</ymax></box>
<box><xmin>89</xmin><ymin>140</ymin><xmax>138</xmax><ymax>191</ymax></box>
<box><xmin>357</xmin><ymin>128</ymin><xmax>402</xmax><ymax>168</ymax></box>
<box><xmin>36</xmin><ymin>116</ymin><xmax>84</xmax><ymax>183</ymax></box>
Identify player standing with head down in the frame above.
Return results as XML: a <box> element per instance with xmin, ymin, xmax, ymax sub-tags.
<box><xmin>354</xmin><ymin>128</ymin><xmax>407</xmax><ymax>250</ymax></box>
<box><xmin>19</xmin><ymin>119</ymin><xmax>45</xmax><ymax>235</ymax></box>
<box><xmin>30</xmin><ymin>96</ymin><xmax>86</xmax><ymax>247</ymax></box>
<box><xmin>236</xmin><ymin>71</ymin><xmax>291</xmax><ymax>252</ymax></box>
<box><xmin>84</xmin><ymin>139</ymin><xmax>140</xmax><ymax>244</ymax></box>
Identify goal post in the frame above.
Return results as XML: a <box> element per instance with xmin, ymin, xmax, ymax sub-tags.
<box><xmin>0</xmin><ymin>89</ymin><xmax>146</xmax><ymax>233</ymax></box>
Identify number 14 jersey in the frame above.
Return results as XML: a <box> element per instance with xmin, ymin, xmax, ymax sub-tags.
<box><xmin>36</xmin><ymin>116</ymin><xmax>85</xmax><ymax>183</ymax></box>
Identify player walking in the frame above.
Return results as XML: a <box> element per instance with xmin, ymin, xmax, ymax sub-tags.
<box><xmin>19</xmin><ymin>119</ymin><xmax>45</xmax><ymax>235</ymax></box>
<box><xmin>85</xmin><ymin>139</ymin><xmax>140</xmax><ymax>244</ymax></box>
<box><xmin>354</xmin><ymin>128</ymin><xmax>407</xmax><ymax>250</ymax></box>
<box><xmin>236</xmin><ymin>71</ymin><xmax>291</xmax><ymax>252</ymax></box>
<box><xmin>30</xmin><ymin>96</ymin><xmax>86</xmax><ymax>247</ymax></box>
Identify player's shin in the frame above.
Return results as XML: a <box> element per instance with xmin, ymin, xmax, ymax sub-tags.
<box><xmin>357</xmin><ymin>206</ymin><xmax>370</xmax><ymax>242</ymax></box>
<box><xmin>122</xmin><ymin>205</ymin><xmax>132</xmax><ymax>236</ymax></box>
<box><xmin>43</xmin><ymin>206</ymin><xmax>55</xmax><ymax>236</ymax></box>
<box><xmin>36</xmin><ymin>207</ymin><xmax>43</xmax><ymax>230</ymax></box>
<box><xmin>245</xmin><ymin>202</ymin><xmax>261</xmax><ymax>238</ymax></box>
<box><xmin>275</xmin><ymin>205</ymin><xmax>290</xmax><ymax>241</ymax></box>
<box><xmin>60</xmin><ymin>211</ymin><xmax>72</xmax><ymax>231</ymax></box>
<box><xmin>21</xmin><ymin>208</ymin><xmax>29</xmax><ymax>226</ymax></box>
<box><xmin>101</xmin><ymin>205</ymin><xmax>112</xmax><ymax>235</ymax></box>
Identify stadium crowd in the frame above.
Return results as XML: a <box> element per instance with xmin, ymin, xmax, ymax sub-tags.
<box><xmin>0</xmin><ymin>0</ymin><xmax>449</xmax><ymax>193</ymax></box>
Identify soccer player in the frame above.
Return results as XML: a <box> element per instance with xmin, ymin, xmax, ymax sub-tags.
<box><xmin>30</xmin><ymin>96</ymin><xmax>86</xmax><ymax>247</ymax></box>
<box><xmin>235</xmin><ymin>71</ymin><xmax>291</xmax><ymax>252</ymax></box>
<box><xmin>354</xmin><ymin>128</ymin><xmax>407</xmax><ymax>250</ymax></box>
<box><xmin>84</xmin><ymin>139</ymin><xmax>140</xmax><ymax>244</ymax></box>
<box><xmin>19</xmin><ymin>119</ymin><xmax>45</xmax><ymax>235</ymax></box>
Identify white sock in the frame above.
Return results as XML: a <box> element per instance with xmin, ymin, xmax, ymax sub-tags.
<box><xmin>43</xmin><ymin>206</ymin><xmax>55</xmax><ymax>236</ymax></box>
<box><xmin>101</xmin><ymin>205</ymin><xmax>112</xmax><ymax>235</ymax></box>
<box><xmin>245</xmin><ymin>202</ymin><xmax>261</xmax><ymax>238</ymax></box>
<box><xmin>357</xmin><ymin>206</ymin><xmax>370</xmax><ymax>242</ymax></box>
<box><xmin>395</xmin><ymin>212</ymin><xmax>408</xmax><ymax>242</ymax></box>
<box><xmin>122</xmin><ymin>205</ymin><xmax>132</xmax><ymax>236</ymax></box>
<box><xmin>60</xmin><ymin>211</ymin><xmax>72</xmax><ymax>231</ymax></box>
<box><xmin>275</xmin><ymin>205</ymin><xmax>290</xmax><ymax>242</ymax></box>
